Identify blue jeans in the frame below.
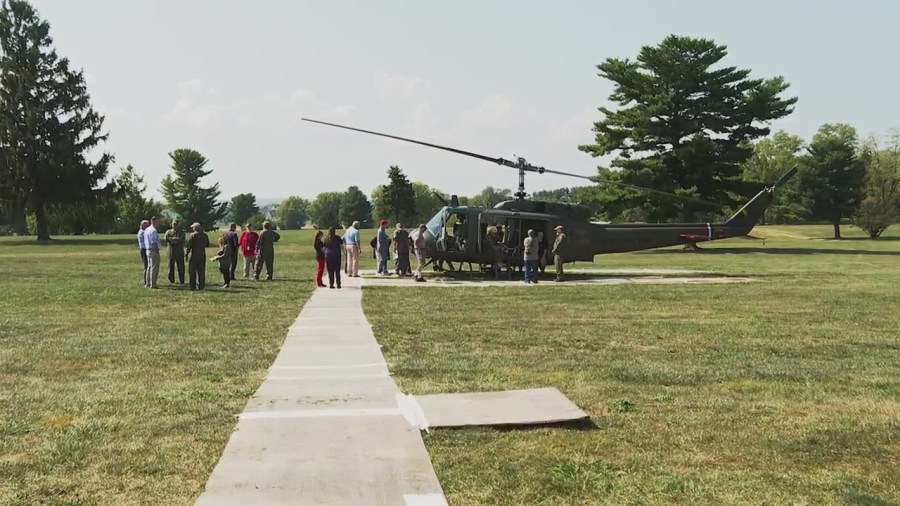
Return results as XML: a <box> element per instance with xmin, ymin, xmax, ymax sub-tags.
<box><xmin>377</xmin><ymin>247</ymin><xmax>389</xmax><ymax>274</ymax></box>
<box><xmin>524</xmin><ymin>260</ymin><xmax>539</xmax><ymax>282</ymax></box>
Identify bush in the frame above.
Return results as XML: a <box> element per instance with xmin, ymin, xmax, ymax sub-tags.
<box><xmin>853</xmin><ymin>199</ymin><xmax>897</xmax><ymax>239</ymax></box>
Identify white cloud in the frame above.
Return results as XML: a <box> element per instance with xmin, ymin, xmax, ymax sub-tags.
<box><xmin>166</xmin><ymin>80</ymin><xmax>353</xmax><ymax>131</ymax></box>
<box><xmin>373</xmin><ymin>71</ymin><xmax>433</xmax><ymax>102</ymax></box>
<box><xmin>456</xmin><ymin>94</ymin><xmax>536</xmax><ymax>131</ymax></box>
<box><xmin>540</xmin><ymin>107</ymin><xmax>597</xmax><ymax>148</ymax></box>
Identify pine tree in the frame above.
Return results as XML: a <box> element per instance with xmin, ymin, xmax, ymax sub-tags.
<box><xmin>0</xmin><ymin>0</ymin><xmax>112</xmax><ymax>240</ymax></box>
<box><xmin>579</xmin><ymin>35</ymin><xmax>797</xmax><ymax>222</ymax></box>
<box><xmin>160</xmin><ymin>149</ymin><xmax>227</xmax><ymax>229</ymax></box>
<box><xmin>379</xmin><ymin>165</ymin><xmax>416</xmax><ymax>225</ymax></box>
<box><xmin>228</xmin><ymin>193</ymin><xmax>259</xmax><ymax>226</ymax></box>
<box><xmin>799</xmin><ymin>124</ymin><xmax>866</xmax><ymax>239</ymax></box>
<box><xmin>340</xmin><ymin>186</ymin><xmax>372</xmax><ymax>228</ymax></box>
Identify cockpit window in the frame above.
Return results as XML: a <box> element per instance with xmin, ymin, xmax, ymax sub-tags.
<box><xmin>425</xmin><ymin>207</ymin><xmax>447</xmax><ymax>237</ymax></box>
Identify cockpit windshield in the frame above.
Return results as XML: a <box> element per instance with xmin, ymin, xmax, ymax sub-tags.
<box><xmin>425</xmin><ymin>207</ymin><xmax>447</xmax><ymax>237</ymax></box>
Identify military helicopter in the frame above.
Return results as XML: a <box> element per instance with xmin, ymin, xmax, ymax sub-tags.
<box><xmin>302</xmin><ymin>118</ymin><xmax>796</xmax><ymax>271</ymax></box>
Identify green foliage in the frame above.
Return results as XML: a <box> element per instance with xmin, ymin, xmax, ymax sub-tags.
<box><xmin>411</xmin><ymin>182</ymin><xmax>445</xmax><ymax>227</ymax></box>
<box><xmin>276</xmin><ymin>195</ymin><xmax>309</xmax><ymax>230</ymax></box>
<box><xmin>799</xmin><ymin>124</ymin><xmax>866</xmax><ymax>238</ymax></box>
<box><xmin>741</xmin><ymin>131</ymin><xmax>807</xmax><ymax>224</ymax></box>
<box><xmin>469</xmin><ymin>186</ymin><xmax>512</xmax><ymax>208</ymax></box>
<box><xmin>853</xmin><ymin>133</ymin><xmax>900</xmax><ymax>238</ymax></box>
<box><xmin>340</xmin><ymin>186</ymin><xmax>372</xmax><ymax>228</ymax></box>
<box><xmin>530</xmin><ymin>185</ymin><xmax>613</xmax><ymax>220</ymax></box>
<box><xmin>579</xmin><ymin>35</ymin><xmax>797</xmax><ymax>222</ymax></box>
<box><xmin>110</xmin><ymin>165</ymin><xmax>164</xmax><ymax>233</ymax></box>
<box><xmin>159</xmin><ymin>149</ymin><xmax>228</xmax><ymax>230</ymax></box>
<box><xmin>245</xmin><ymin>213</ymin><xmax>268</xmax><ymax>231</ymax></box>
<box><xmin>227</xmin><ymin>193</ymin><xmax>259</xmax><ymax>227</ymax></box>
<box><xmin>0</xmin><ymin>0</ymin><xmax>113</xmax><ymax>240</ymax></box>
<box><xmin>375</xmin><ymin>166</ymin><xmax>416</xmax><ymax>224</ymax></box>
<box><xmin>307</xmin><ymin>192</ymin><xmax>342</xmax><ymax>229</ymax></box>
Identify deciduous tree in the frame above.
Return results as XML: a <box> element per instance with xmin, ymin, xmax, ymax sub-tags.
<box><xmin>276</xmin><ymin>195</ymin><xmax>309</xmax><ymax>230</ymax></box>
<box><xmin>741</xmin><ymin>131</ymin><xmax>806</xmax><ymax>224</ymax></box>
<box><xmin>307</xmin><ymin>192</ymin><xmax>342</xmax><ymax>229</ymax></box>
<box><xmin>578</xmin><ymin>35</ymin><xmax>797</xmax><ymax>222</ymax></box>
<box><xmin>111</xmin><ymin>165</ymin><xmax>163</xmax><ymax>233</ymax></box>
<box><xmin>853</xmin><ymin>133</ymin><xmax>900</xmax><ymax>238</ymax></box>
<box><xmin>469</xmin><ymin>186</ymin><xmax>512</xmax><ymax>208</ymax></box>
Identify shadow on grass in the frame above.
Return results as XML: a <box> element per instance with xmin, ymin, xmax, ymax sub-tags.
<box><xmin>1</xmin><ymin>237</ymin><xmax>136</xmax><ymax>247</ymax></box>
<box><xmin>436</xmin><ymin>417</ymin><xmax>600</xmax><ymax>433</ymax></box>
<box><xmin>640</xmin><ymin>247</ymin><xmax>900</xmax><ymax>256</ymax></box>
<box><xmin>431</xmin><ymin>271</ymin><xmax>755</xmax><ymax>283</ymax></box>
<box><xmin>843</xmin><ymin>489</ymin><xmax>893</xmax><ymax>506</ymax></box>
<box><xmin>828</xmin><ymin>236</ymin><xmax>900</xmax><ymax>242</ymax></box>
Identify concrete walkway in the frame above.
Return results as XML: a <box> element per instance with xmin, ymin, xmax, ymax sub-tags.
<box><xmin>195</xmin><ymin>277</ymin><xmax>447</xmax><ymax>506</ymax></box>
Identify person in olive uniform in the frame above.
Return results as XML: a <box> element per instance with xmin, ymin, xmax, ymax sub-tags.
<box><xmin>165</xmin><ymin>219</ymin><xmax>186</xmax><ymax>284</ymax></box>
<box><xmin>224</xmin><ymin>222</ymin><xmax>239</xmax><ymax>281</ymax></box>
<box><xmin>254</xmin><ymin>221</ymin><xmax>281</xmax><ymax>280</ymax></box>
<box><xmin>393</xmin><ymin>224</ymin><xmax>412</xmax><ymax>276</ymax></box>
<box><xmin>185</xmin><ymin>222</ymin><xmax>210</xmax><ymax>290</ymax></box>
<box><xmin>552</xmin><ymin>225</ymin><xmax>567</xmax><ymax>282</ymax></box>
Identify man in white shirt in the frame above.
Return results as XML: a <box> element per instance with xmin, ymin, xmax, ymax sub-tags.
<box><xmin>344</xmin><ymin>220</ymin><xmax>361</xmax><ymax>277</ymax></box>
<box><xmin>413</xmin><ymin>224</ymin><xmax>428</xmax><ymax>282</ymax></box>
<box><xmin>144</xmin><ymin>216</ymin><xmax>162</xmax><ymax>289</ymax></box>
<box><xmin>137</xmin><ymin>220</ymin><xmax>149</xmax><ymax>287</ymax></box>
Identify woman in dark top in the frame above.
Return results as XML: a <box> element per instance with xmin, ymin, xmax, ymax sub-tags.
<box><xmin>314</xmin><ymin>230</ymin><xmax>326</xmax><ymax>288</ymax></box>
<box><xmin>323</xmin><ymin>227</ymin><xmax>344</xmax><ymax>289</ymax></box>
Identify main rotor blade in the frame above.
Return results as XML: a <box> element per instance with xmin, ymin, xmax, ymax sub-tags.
<box><xmin>303</xmin><ymin>117</ymin><xmax>723</xmax><ymax>208</ymax></box>
<box><xmin>302</xmin><ymin>118</ymin><xmax>513</xmax><ymax>167</ymax></box>
<box><xmin>539</xmin><ymin>167</ymin><xmax>724</xmax><ymax>208</ymax></box>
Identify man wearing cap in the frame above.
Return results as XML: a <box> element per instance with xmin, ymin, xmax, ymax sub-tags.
<box><xmin>551</xmin><ymin>225</ymin><xmax>568</xmax><ymax>282</ymax></box>
<box><xmin>376</xmin><ymin>219</ymin><xmax>390</xmax><ymax>275</ymax></box>
<box><xmin>185</xmin><ymin>222</ymin><xmax>210</xmax><ymax>290</ymax></box>
<box><xmin>165</xmin><ymin>219</ymin><xmax>186</xmax><ymax>284</ymax></box>
<box><xmin>137</xmin><ymin>220</ymin><xmax>149</xmax><ymax>286</ymax></box>
<box><xmin>344</xmin><ymin>220</ymin><xmax>361</xmax><ymax>277</ymax></box>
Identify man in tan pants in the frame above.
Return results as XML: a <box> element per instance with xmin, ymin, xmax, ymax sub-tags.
<box><xmin>344</xmin><ymin>220</ymin><xmax>361</xmax><ymax>277</ymax></box>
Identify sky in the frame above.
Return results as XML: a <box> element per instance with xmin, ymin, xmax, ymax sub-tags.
<box><xmin>29</xmin><ymin>0</ymin><xmax>900</xmax><ymax>203</ymax></box>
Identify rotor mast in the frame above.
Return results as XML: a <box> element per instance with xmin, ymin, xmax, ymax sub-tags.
<box><xmin>508</xmin><ymin>156</ymin><xmax>544</xmax><ymax>200</ymax></box>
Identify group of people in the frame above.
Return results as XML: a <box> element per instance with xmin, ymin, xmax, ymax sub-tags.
<box><xmin>137</xmin><ymin>218</ymin><xmax>280</xmax><ymax>290</ymax></box>
<box><xmin>136</xmin><ymin>216</ymin><xmax>569</xmax><ymax>290</ymax></box>
<box><xmin>312</xmin><ymin>220</ymin><xmax>429</xmax><ymax>289</ymax></box>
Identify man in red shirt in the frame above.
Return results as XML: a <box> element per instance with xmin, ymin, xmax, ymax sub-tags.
<box><xmin>239</xmin><ymin>223</ymin><xmax>260</xmax><ymax>279</ymax></box>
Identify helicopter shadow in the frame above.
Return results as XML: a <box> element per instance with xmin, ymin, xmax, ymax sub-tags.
<box><xmin>434</xmin><ymin>417</ymin><xmax>600</xmax><ymax>433</ymax></box>
<box><xmin>641</xmin><ymin>247</ymin><xmax>900</xmax><ymax>256</ymax></box>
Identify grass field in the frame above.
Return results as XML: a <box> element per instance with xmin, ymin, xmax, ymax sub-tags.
<box><xmin>1</xmin><ymin>225</ymin><xmax>898</xmax><ymax>505</ymax></box>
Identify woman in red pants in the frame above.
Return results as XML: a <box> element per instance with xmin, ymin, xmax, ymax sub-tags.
<box><xmin>314</xmin><ymin>230</ymin><xmax>326</xmax><ymax>287</ymax></box>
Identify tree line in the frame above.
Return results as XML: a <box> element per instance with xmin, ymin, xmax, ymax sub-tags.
<box><xmin>1</xmin><ymin>2</ymin><xmax>896</xmax><ymax>239</ymax></box>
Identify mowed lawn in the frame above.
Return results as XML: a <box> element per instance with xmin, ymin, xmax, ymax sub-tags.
<box><xmin>0</xmin><ymin>230</ymin><xmax>333</xmax><ymax>505</ymax></box>
<box><xmin>363</xmin><ymin>225</ymin><xmax>900</xmax><ymax>506</ymax></box>
<box><xmin>1</xmin><ymin>226</ymin><xmax>898</xmax><ymax>505</ymax></box>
